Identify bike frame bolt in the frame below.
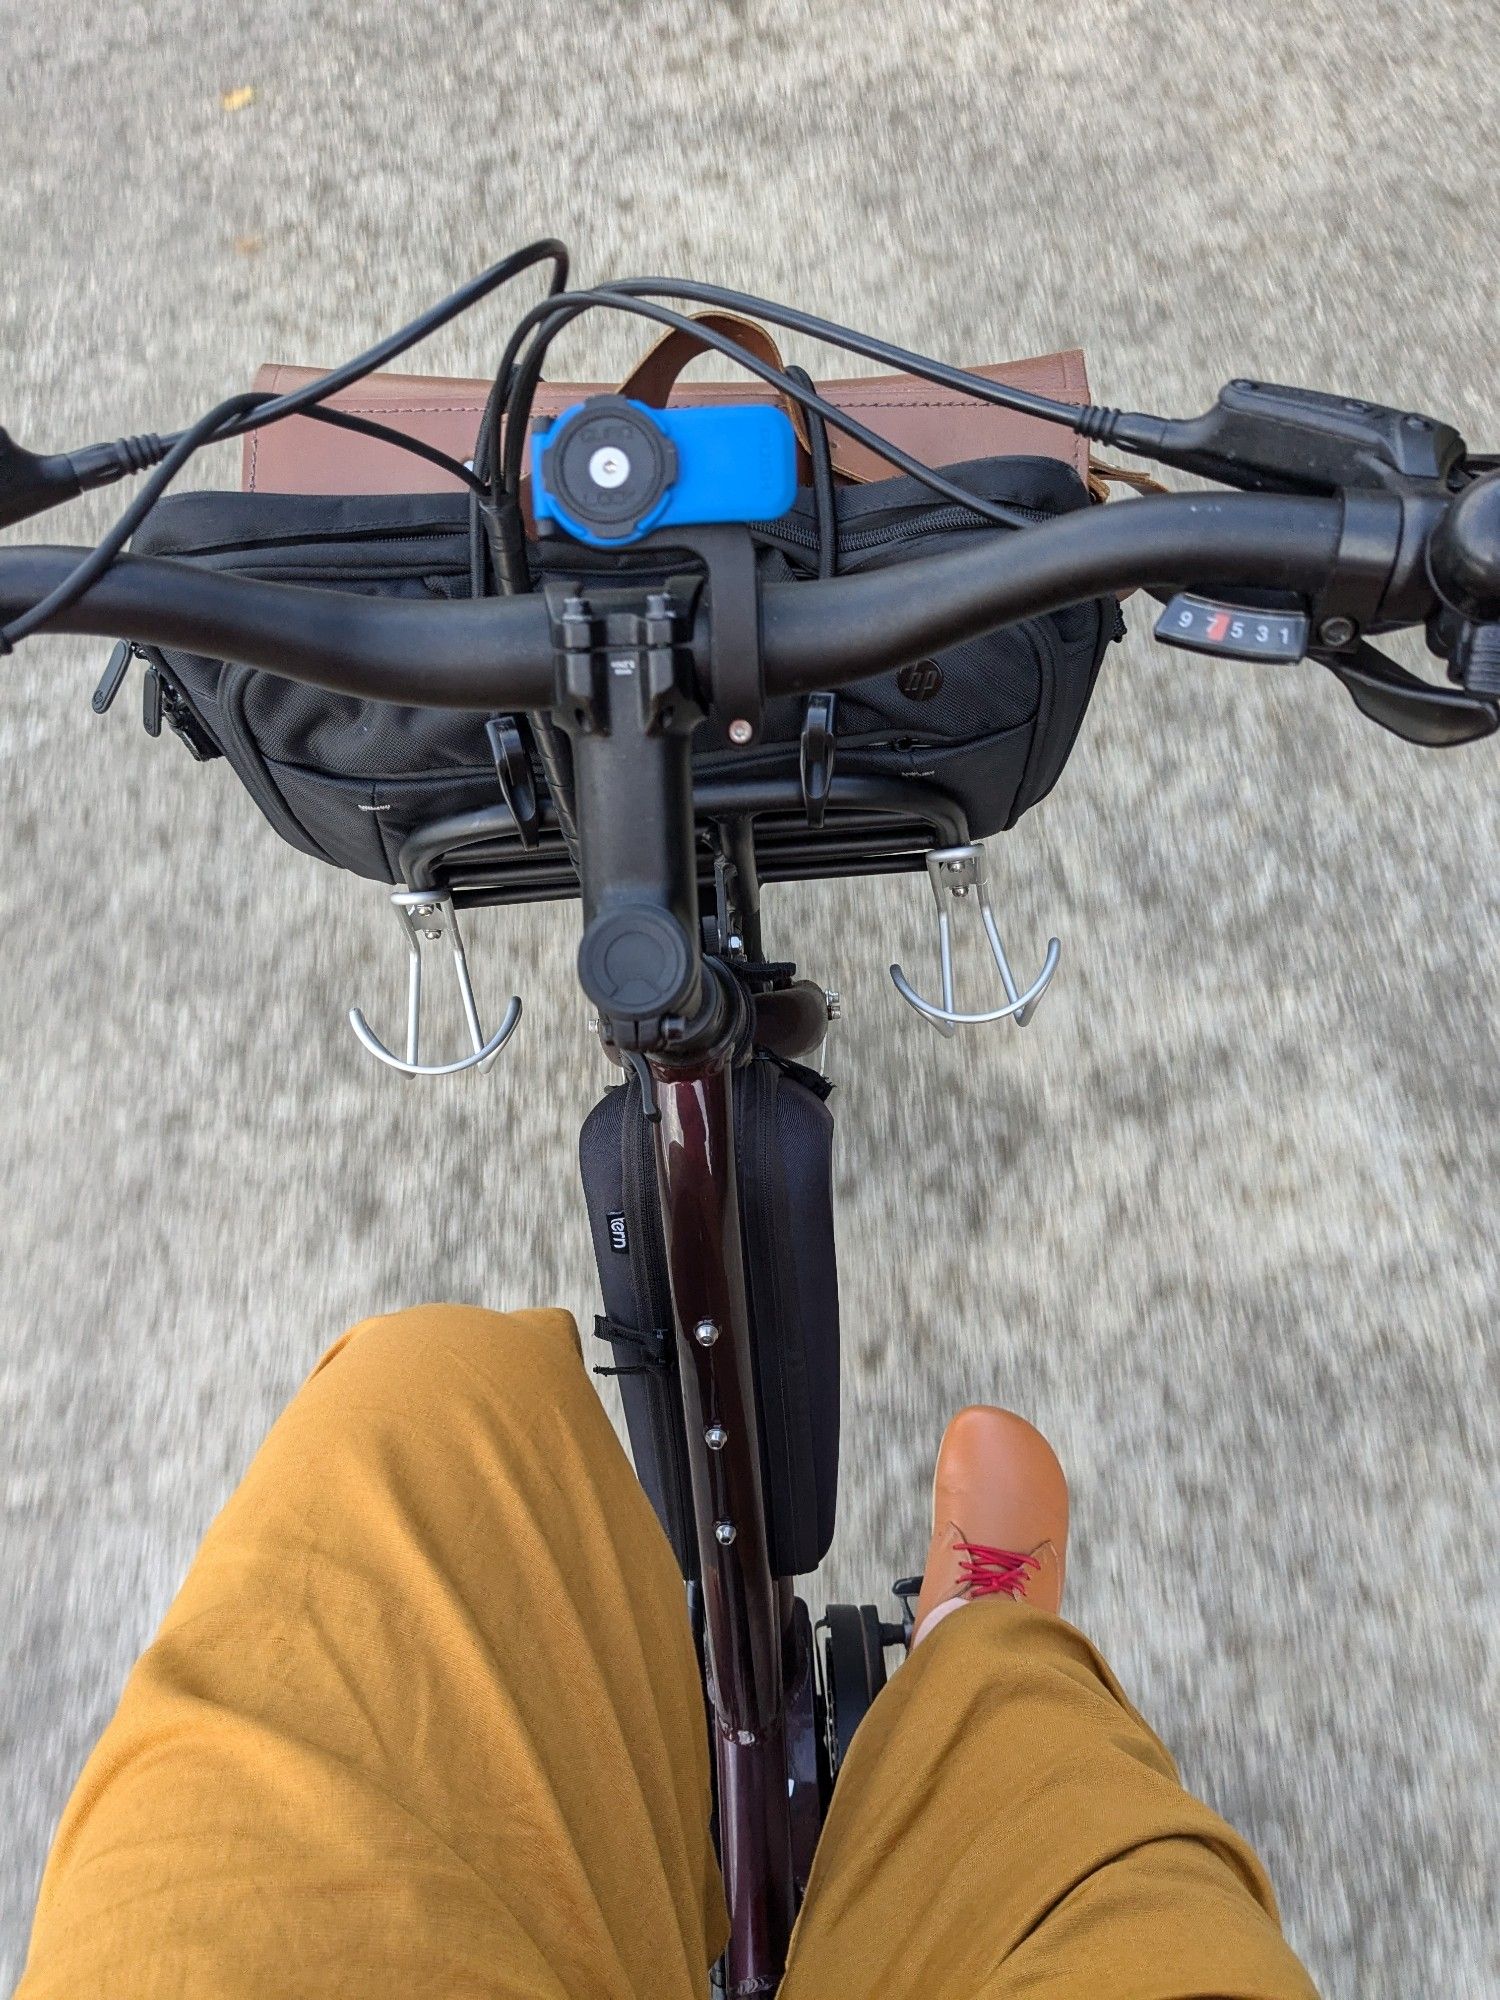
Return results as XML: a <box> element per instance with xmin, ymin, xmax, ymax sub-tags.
<box><xmin>694</xmin><ymin>1319</ymin><xmax>720</xmax><ymax>1347</ymax></box>
<box><xmin>728</xmin><ymin>718</ymin><xmax>754</xmax><ymax>745</ymax></box>
<box><xmin>422</xmin><ymin>928</ymin><xmax>443</xmax><ymax>940</ymax></box>
<box><xmin>714</xmin><ymin>1520</ymin><xmax>737</xmax><ymax>1545</ymax></box>
<box><xmin>1318</xmin><ymin>614</ymin><xmax>1356</xmax><ymax>647</ymax></box>
<box><xmin>705</xmin><ymin>1425</ymin><xmax>728</xmax><ymax>1450</ymax></box>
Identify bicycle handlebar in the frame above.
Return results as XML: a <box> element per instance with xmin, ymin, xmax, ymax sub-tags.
<box><xmin>4</xmin><ymin>468</ymin><xmax>1497</xmax><ymax>1064</ymax></box>
<box><xmin>0</xmin><ymin>490</ymin><xmax>1358</xmax><ymax>709</ymax></box>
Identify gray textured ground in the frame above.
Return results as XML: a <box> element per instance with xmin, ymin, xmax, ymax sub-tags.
<box><xmin>2</xmin><ymin>2</ymin><xmax>1497</xmax><ymax>1992</ymax></box>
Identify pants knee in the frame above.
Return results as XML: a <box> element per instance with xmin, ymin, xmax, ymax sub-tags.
<box><xmin>312</xmin><ymin>1304</ymin><xmax>587</xmax><ymax>1425</ymax></box>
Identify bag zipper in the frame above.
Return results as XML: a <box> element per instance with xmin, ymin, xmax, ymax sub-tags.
<box><xmin>765</xmin><ymin>499</ymin><xmax>1053</xmax><ymax>560</ymax></box>
<box><xmin>622</xmin><ymin>1078</ymin><xmax>698</xmax><ymax>1570</ymax></box>
<box><xmin>101</xmin><ymin>642</ymin><xmax>224</xmax><ymax>761</ymax></box>
<box><xmin>158</xmin><ymin>521</ymin><xmax>469</xmax><ymax>564</ymax></box>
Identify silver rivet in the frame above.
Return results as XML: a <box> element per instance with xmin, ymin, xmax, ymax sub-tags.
<box><xmin>694</xmin><ymin>1319</ymin><xmax>719</xmax><ymax>1347</ymax></box>
<box><xmin>728</xmin><ymin>718</ymin><xmax>754</xmax><ymax>745</ymax></box>
<box><xmin>714</xmin><ymin>1520</ymin><xmax>737</xmax><ymax>1545</ymax></box>
<box><xmin>705</xmin><ymin>1425</ymin><xmax>728</xmax><ymax>1450</ymax></box>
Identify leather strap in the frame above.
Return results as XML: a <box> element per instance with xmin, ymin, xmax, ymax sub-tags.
<box><xmin>520</xmin><ymin>312</ymin><xmax>811</xmax><ymax>519</ymax></box>
<box><xmin>618</xmin><ymin>310</ymin><xmax>813</xmax><ymax>467</ymax></box>
<box><xmin>621</xmin><ymin>312</ymin><xmax>784</xmax><ymax>405</ymax></box>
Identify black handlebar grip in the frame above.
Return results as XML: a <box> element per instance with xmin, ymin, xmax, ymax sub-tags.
<box><xmin>1428</xmin><ymin>468</ymin><xmax>1500</xmax><ymax>622</ymax></box>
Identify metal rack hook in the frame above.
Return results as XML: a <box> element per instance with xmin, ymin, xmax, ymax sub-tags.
<box><xmin>889</xmin><ymin>843</ymin><xmax>1060</xmax><ymax>1038</ymax></box>
<box><xmin>349</xmin><ymin>888</ymin><xmax>522</xmax><ymax>1077</ymax></box>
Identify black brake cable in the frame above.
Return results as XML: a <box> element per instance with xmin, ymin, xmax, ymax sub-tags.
<box><xmin>602</xmin><ymin>276</ymin><xmax>1105</xmax><ymax>433</ymax></box>
<box><xmin>1</xmin><ymin>393</ymin><xmax>503</xmax><ymax>653</ymax></box>
<box><xmin>1</xmin><ymin>239</ymin><xmax>570</xmax><ymax>652</ymax></box>
<box><xmin>784</xmin><ymin>364</ymin><xmax>837</xmax><ymax>579</ymax></box>
<box><xmin>294</xmin><ymin>403</ymin><xmax>487</xmax><ymax>491</ymax></box>
<box><xmin>491</xmin><ymin>290</ymin><xmax>1059</xmax><ymax>534</ymax></box>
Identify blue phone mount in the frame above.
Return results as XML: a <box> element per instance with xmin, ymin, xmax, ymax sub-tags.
<box><xmin>531</xmin><ymin>395</ymin><xmax>798</xmax><ymax>548</ymax></box>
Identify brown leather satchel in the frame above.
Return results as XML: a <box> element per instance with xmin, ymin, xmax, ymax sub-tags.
<box><xmin>240</xmin><ymin>311</ymin><xmax>1104</xmax><ymax>499</ymax></box>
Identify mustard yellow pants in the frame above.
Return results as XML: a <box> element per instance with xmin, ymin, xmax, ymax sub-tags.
<box><xmin>19</xmin><ymin>1306</ymin><xmax>1317</xmax><ymax>1999</ymax></box>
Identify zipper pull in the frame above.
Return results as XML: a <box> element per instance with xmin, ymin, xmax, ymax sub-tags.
<box><xmin>142</xmin><ymin>661</ymin><xmax>164</xmax><ymax>737</ymax></box>
<box><xmin>92</xmin><ymin>640</ymin><xmax>136</xmax><ymax>715</ymax></box>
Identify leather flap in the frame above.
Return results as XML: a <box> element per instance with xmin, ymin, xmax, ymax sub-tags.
<box><xmin>242</xmin><ymin>349</ymin><xmax>1093</xmax><ymax>495</ymax></box>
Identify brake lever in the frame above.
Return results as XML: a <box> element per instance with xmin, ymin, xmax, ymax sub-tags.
<box><xmin>1316</xmin><ymin>639</ymin><xmax>1498</xmax><ymax>747</ymax></box>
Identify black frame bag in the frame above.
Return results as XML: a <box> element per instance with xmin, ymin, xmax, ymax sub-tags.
<box><xmin>579</xmin><ymin>1052</ymin><xmax>839</xmax><ymax>1582</ymax></box>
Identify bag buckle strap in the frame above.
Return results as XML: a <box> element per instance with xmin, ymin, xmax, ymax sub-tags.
<box><xmin>591</xmin><ymin>1316</ymin><xmax>672</xmax><ymax>1377</ymax></box>
<box><xmin>889</xmin><ymin>842</ymin><xmax>1060</xmax><ymax>1037</ymax></box>
<box><xmin>348</xmin><ymin>887</ymin><xmax>522</xmax><ymax>1078</ymax></box>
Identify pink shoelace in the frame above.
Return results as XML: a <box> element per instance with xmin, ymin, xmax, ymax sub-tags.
<box><xmin>954</xmin><ymin>1540</ymin><xmax>1040</xmax><ymax>1601</ymax></box>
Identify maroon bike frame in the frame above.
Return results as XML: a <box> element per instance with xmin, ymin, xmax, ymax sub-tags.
<box><xmin>648</xmin><ymin>979</ymin><xmax>830</xmax><ymax>1994</ymax></box>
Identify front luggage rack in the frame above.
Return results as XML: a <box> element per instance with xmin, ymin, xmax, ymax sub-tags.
<box><xmin>395</xmin><ymin>772</ymin><xmax>971</xmax><ymax>910</ymax></box>
<box><xmin>347</xmin><ymin>775</ymin><xmax>1061</xmax><ymax>1078</ymax></box>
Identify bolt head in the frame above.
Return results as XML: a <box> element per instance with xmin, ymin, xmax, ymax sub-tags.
<box><xmin>728</xmin><ymin>718</ymin><xmax>754</xmax><ymax>746</ymax></box>
<box><xmin>1318</xmin><ymin>614</ymin><xmax>1357</xmax><ymax>647</ymax></box>
<box><xmin>588</xmin><ymin>444</ymin><xmax>631</xmax><ymax>489</ymax></box>
<box><xmin>824</xmin><ymin>989</ymin><xmax>842</xmax><ymax>1021</ymax></box>
<box><xmin>726</xmin><ymin>934</ymin><xmax>743</xmax><ymax>954</ymax></box>
<box><xmin>694</xmin><ymin>1318</ymin><xmax>720</xmax><ymax>1347</ymax></box>
<box><xmin>705</xmin><ymin>1425</ymin><xmax>728</xmax><ymax>1450</ymax></box>
<box><xmin>422</xmin><ymin>928</ymin><xmax>443</xmax><ymax>940</ymax></box>
<box><xmin>714</xmin><ymin>1520</ymin><xmax>737</xmax><ymax>1546</ymax></box>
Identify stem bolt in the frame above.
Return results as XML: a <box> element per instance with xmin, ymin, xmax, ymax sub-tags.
<box><xmin>714</xmin><ymin>1520</ymin><xmax>737</xmax><ymax>1545</ymax></box>
<box><xmin>705</xmin><ymin>1424</ymin><xmax>728</xmax><ymax>1450</ymax></box>
<box><xmin>694</xmin><ymin>1318</ymin><xmax>720</xmax><ymax>1347</ymax></box>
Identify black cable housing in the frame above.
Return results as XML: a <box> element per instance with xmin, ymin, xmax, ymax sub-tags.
<box><xmin>1</xmin><ymin>239</ymin><xmax>569</xmax><ymax>650</ymax></box>
<box><xmin>494</xmin><ymin>289</ymin><xmax>1057</xmax><ymax>533</ymax></box>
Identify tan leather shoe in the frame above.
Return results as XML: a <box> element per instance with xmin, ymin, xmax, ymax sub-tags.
<box><xmin>911</xmin><ymin>1406</ymin><xmax>1069</xmax><ymax>1646</ymax></box>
